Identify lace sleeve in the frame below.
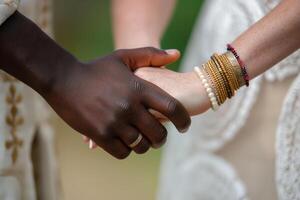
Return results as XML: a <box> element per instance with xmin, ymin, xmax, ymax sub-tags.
<box><xmin>0</xmin><ymin>0</ymin><xmax>19</xmax><ymax>25</ymax></box>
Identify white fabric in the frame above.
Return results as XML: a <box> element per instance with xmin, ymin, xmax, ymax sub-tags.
<box><xmin>0</xmin><ymin>0</ymin><xmax>19</xmax><ymax>25</ymax></box>
<box><xmin>0</xmin><ymin>75</ymin><xmax>38</xmax><ymax>200</ymax></box>
<box><xmin>276</xmin><ymin>75</ymin><xmax>300</xmax><ymax>200</ymax></box>
<box><xmin>0</xmin><ymin>0</ymin><xmax>60</xmax><ymax>199</ymax></box>
<box><xmin>157</xmin><ymin>0</ymin><xmax>300</xmax><ymax>199</ymax></box>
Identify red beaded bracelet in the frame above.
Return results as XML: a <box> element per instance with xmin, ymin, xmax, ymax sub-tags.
<box><xmin>227</xmin><ymin>44</ymin><xmax>250</xmax><ymax>87</ymax></box>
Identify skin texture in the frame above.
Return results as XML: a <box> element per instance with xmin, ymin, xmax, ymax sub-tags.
<box><xmin>112</xmin><ymin>0</ymin><xmax>300</xmax><ymax>120</ymax></box>
<box><xmin>135</xmin><ymin>69</ymin><xmax>210</xmax><ymax>117</ymax></box>
<box><xmin>87</xmin><ymin>0</ymin><xmax>177</xmax><ymax>148</ymax></box>
<box><xmin>0</xmin><ymin>12</ymin><xmax>192</xmax><ymax>159</ymax></box>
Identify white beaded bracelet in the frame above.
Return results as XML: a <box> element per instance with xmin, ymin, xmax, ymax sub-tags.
<box><xmin>194</xmin><ymin>66</ymin><xmax>219</xmax><ymax>111</ymax></box>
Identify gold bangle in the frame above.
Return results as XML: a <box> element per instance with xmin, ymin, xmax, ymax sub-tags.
<box><xmin>211</xmin><ymin>54</ymin><xmax>233</xmax><ymax>99</ymax></box>
<box><xmin>213</xmin><ymin>54</ymin><xmax>235</xmax><ymax>97</ymax></box>
<box><xmin>220</xmin><ymin>54</ymin><xmax>239</xmax><ymax>91</ymax></box>
<box><xmin>206</xmin><ymin>60</ymin><xmax>227</xmax><ymax>104</ymax></box>
<box><xmin>225</xmin><ymin>51</ymin><xmax>245</xmax><ymax>87</ymax></box>
<box><xmin>196</xmin><ymin>51</ymin><xmax>248</xmax><ymax>107</ymax></box>
<box><xmin>204</xmin><ymin>61</ymin><xmax>225</xmax><ymax>104</ymax></box>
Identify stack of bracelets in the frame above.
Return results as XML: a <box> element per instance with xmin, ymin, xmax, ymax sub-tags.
<box><xmin>194</xmin><ymin>44</ymin><xmax>250</xmax><ymax>111</ymax></box>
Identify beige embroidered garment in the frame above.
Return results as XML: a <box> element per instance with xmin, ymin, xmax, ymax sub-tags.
<box><xmin>0</xmin><ymin>0</ymin><xmax>61</xmax><ymax>199</ymax></box>
<box><xmin>157</xmin><ymin>0</ymin><xmax>300</xmax><ymax>200</ymax></box>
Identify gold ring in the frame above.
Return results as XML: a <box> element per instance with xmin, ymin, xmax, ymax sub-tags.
<box><xmin>129</xmin><ymin>134</ymin><xmax>143</xmax><ymax>148</ymax></box>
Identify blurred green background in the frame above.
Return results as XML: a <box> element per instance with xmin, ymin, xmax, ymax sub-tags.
<box><xmin>52</xmin><ymin>0</ymin><xmax>203</xmax><ymax>199</ymax></box>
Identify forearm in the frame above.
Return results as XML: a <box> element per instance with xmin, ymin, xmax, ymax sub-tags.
<box><xmin>0</xmin><ymin>11</ymin><xmax>78</xmax><ymax>96</ymax></box>
<box><xmin>232</xmin><ymin>0</ymin><xmax>300</xmax><ymax>80</ymax></box>
<box><xmin>134</xmin><ymin>0</ymin><xmax>300</xmax><ymax>117</ymax></box>
<box><xmin>112</xmin><ymin>0</ymin><xmax>176</xmax><ymax>49</ymax></box>
<box><xmin>196</xmin><ymin>0</ymin><xmax>300</xmax><ymax>112</ymax></box>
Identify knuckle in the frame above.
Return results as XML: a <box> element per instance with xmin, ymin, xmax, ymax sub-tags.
<box><xmin>158</xmin><ymin>127</ymin><xmax>168</xmax><ymax>140</ymax></box>
<box><xmin>103</xmin><ymin>124</ymin><xmax>114</xmax><ymax>135</ymax></box>
<box><xmin>141</xmin><ymin>119</ymin><xmax>167</xmax><ymax>147</ymax></box>
<box><xmin>152</xmin><ymin>128</ymin><xmax>167</xmax><ymax>148</ymax></box>
<box><xmin>118</xmin><ymin>99</ymin><xmax>132</xmax><ymax>113</ymax></box>
<box><xmin>127</xmin><ymin>133</ymin><xmax>139</xmax><ymax>144</ymax></box>
<box><xmin>143</xmin><ymin>118</ymin><xmax>156</xmax><ymax>129</ymax></box>
<box><xmin>114</xmin><ymin>49</ymin><xmax>136</xmax><ymax>66</ymax></box>
<box><xmin>144</xmin><ymin>47</ymin><xmax>160</xmax><ymax>55</ymax></box>
<box><xmin>114</xmin><ymin>49</ymin><xmax>125</xmax><ymax>58</ymax></box>
<box><xmin>115</xmin><ymin>99</ymin><xmax>135</xmax><ymax>117</ymax></box>
<box><xmin>166</xmin><ymin>98</ymin><xmax>179</xmax><ymax>115</ymax></box>
<box><xmin>100</xmin><ymin>122</ymin><xmax>117</xmax><ymax>140</ymax></box>
<box><xmin>87</xmin><ymin>126</ymin><xmax>109</xmax><ymax>142</ymax></box>
<box><xmin>98</xmin><ymin>131</ymin><xmax>111</xmax><ymax>142</ymax></box>
<box><xmin>130</xmin><ymin>78</ymin><xmax>144</xmax><ymax>92</ymax></box>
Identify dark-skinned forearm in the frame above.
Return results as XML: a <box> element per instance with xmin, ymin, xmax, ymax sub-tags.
<box><xmin>0</xmin><ymin>11</ymin><xmax>79</xmax><ymax>96</ymax></box>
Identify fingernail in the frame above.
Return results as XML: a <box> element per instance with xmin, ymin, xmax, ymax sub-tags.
<box><xmin>92</xmin><ymin>142</ymin><xmax>97</xmax><ymax>149</ymax></box>
<box><xmin>179</xmin><ymin>126</ymin><xmax>190</xmax><ymax>134</ymax></box>
<box><xmin>89</xmin><ymin>140</ymin><xmax>93</xmax><ymax>149</ymax></box>
<box><xmin>165</xmin><ymin>49</ymin><xmax>179</xmax><ymax>55</ymax></box>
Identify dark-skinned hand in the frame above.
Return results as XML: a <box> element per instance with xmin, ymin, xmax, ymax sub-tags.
<box><xmin>48</xmin><ymin>48</ymin><xmax>191</xmax><ymax>159</ymax></box>
<box><xmin>0</xmin><ymin>12</ymin><xmax>191</xmax><ymax>159</ymax></box>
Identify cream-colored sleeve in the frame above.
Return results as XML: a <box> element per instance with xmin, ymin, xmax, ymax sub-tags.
<box><xmin>0</xmin><ymin>0</ymin><xmax>19</xmax><ymax>25</ymax></box>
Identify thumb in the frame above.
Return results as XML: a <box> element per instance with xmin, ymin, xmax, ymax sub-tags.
<box><xmin>115</xmin><ymin>47</ymin><xmax>180</xmax><ymax>71</ymax></box>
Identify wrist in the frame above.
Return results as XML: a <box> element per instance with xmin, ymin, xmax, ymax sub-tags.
<box><xmin>37</xmin><ymin>55</ymin><xmax>81</xmax><ymax>99</ymax></box>
<box><xmin>181</xmin><ymin>72</ymin><xmax>211</xmax><ymax>115</ymax></box>
<box><xmin>0</xmin><ymin>11</ymin><xmax>80</xmax><ymax>97</ymax></box>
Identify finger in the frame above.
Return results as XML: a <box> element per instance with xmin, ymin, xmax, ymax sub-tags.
<box><xmin>83</xmin><ymin>135</ymin><xmax>97</xmax><ymax>149</ymax></box>
<box><xmin>82</xmin><ymin>135</ymin><xmax>89</xmax><ymax>143</ymax></box>
<box><xmin>96</xmin><ymin>138</ymin><xmax>131</xmax><ymax>160</ymax></box>
<box><xmin>85</xmin><ymin>123</ymin><xmax>132</xmax><ymax>159</ymax></box>
<box><xmin>89</xmin><ymin>139</ymin><xmax>97</xmax><ymax>150</ymax></box>
<box><xmin>132</xmin><ymin>107</ymin><xmax>168</xmax><ymax>148</ymax></box>
<box><xmin>149</xmin><ymin>109</ymin><xmax>167</xmax><ymax>121</ymax></box>
<box><xmin>115</xmin><ymin>47</ymin><xmax>180</xmax><ymax>70</ymax></box>
<box><xmin>117</xmin><ymin>126</ymin><xmax>151</xmax><ymax>154</ymax></box>
<box><xmin>91</xmin><ymin>141</ymin><xmax>97</xmax><ymax>149</ymax></box>
<box><xmin>142</xmin><ymin>81</ymin><xmax>191</xmax><ymax>133</ymax></box>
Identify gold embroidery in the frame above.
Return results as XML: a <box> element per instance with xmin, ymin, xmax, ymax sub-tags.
<box><xmin>0</xmin><ymin>72</ymin><xmax>17</xmax><ymax>83</ymax></box>
<box><xmin>2</xmin><ymin>72</ymin><xmax>24</xmax><ymax>164</ymax></box>
<box><xmin>0</xmin><ymin>0</ymin><xmax>51</xmax><ymax>164</ymax></box>
<box><xmin>38</xmin><ymin>0</ymin><xmax>52</xmax><ymax>35</ymax></box>
<box><xmin>40</xmin><ymin>2</ymin><xmax>49</xmax><ymax>29</ymax></box>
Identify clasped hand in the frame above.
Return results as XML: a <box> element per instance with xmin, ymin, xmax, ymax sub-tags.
<box><xmin>47</xmin><ymin>47</ymin><xmax>192</xmax><ymax>159</ymax></box>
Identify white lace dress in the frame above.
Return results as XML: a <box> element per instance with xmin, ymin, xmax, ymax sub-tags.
<box><xmin>157</xmin><ymin>0</ymin><xmax>300</xmax><ymax>199</ymax></box>
<box><xmin>0</xmin><ymin>0</ymin><xmax>60</xmax><ymax>199</ymax></box>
